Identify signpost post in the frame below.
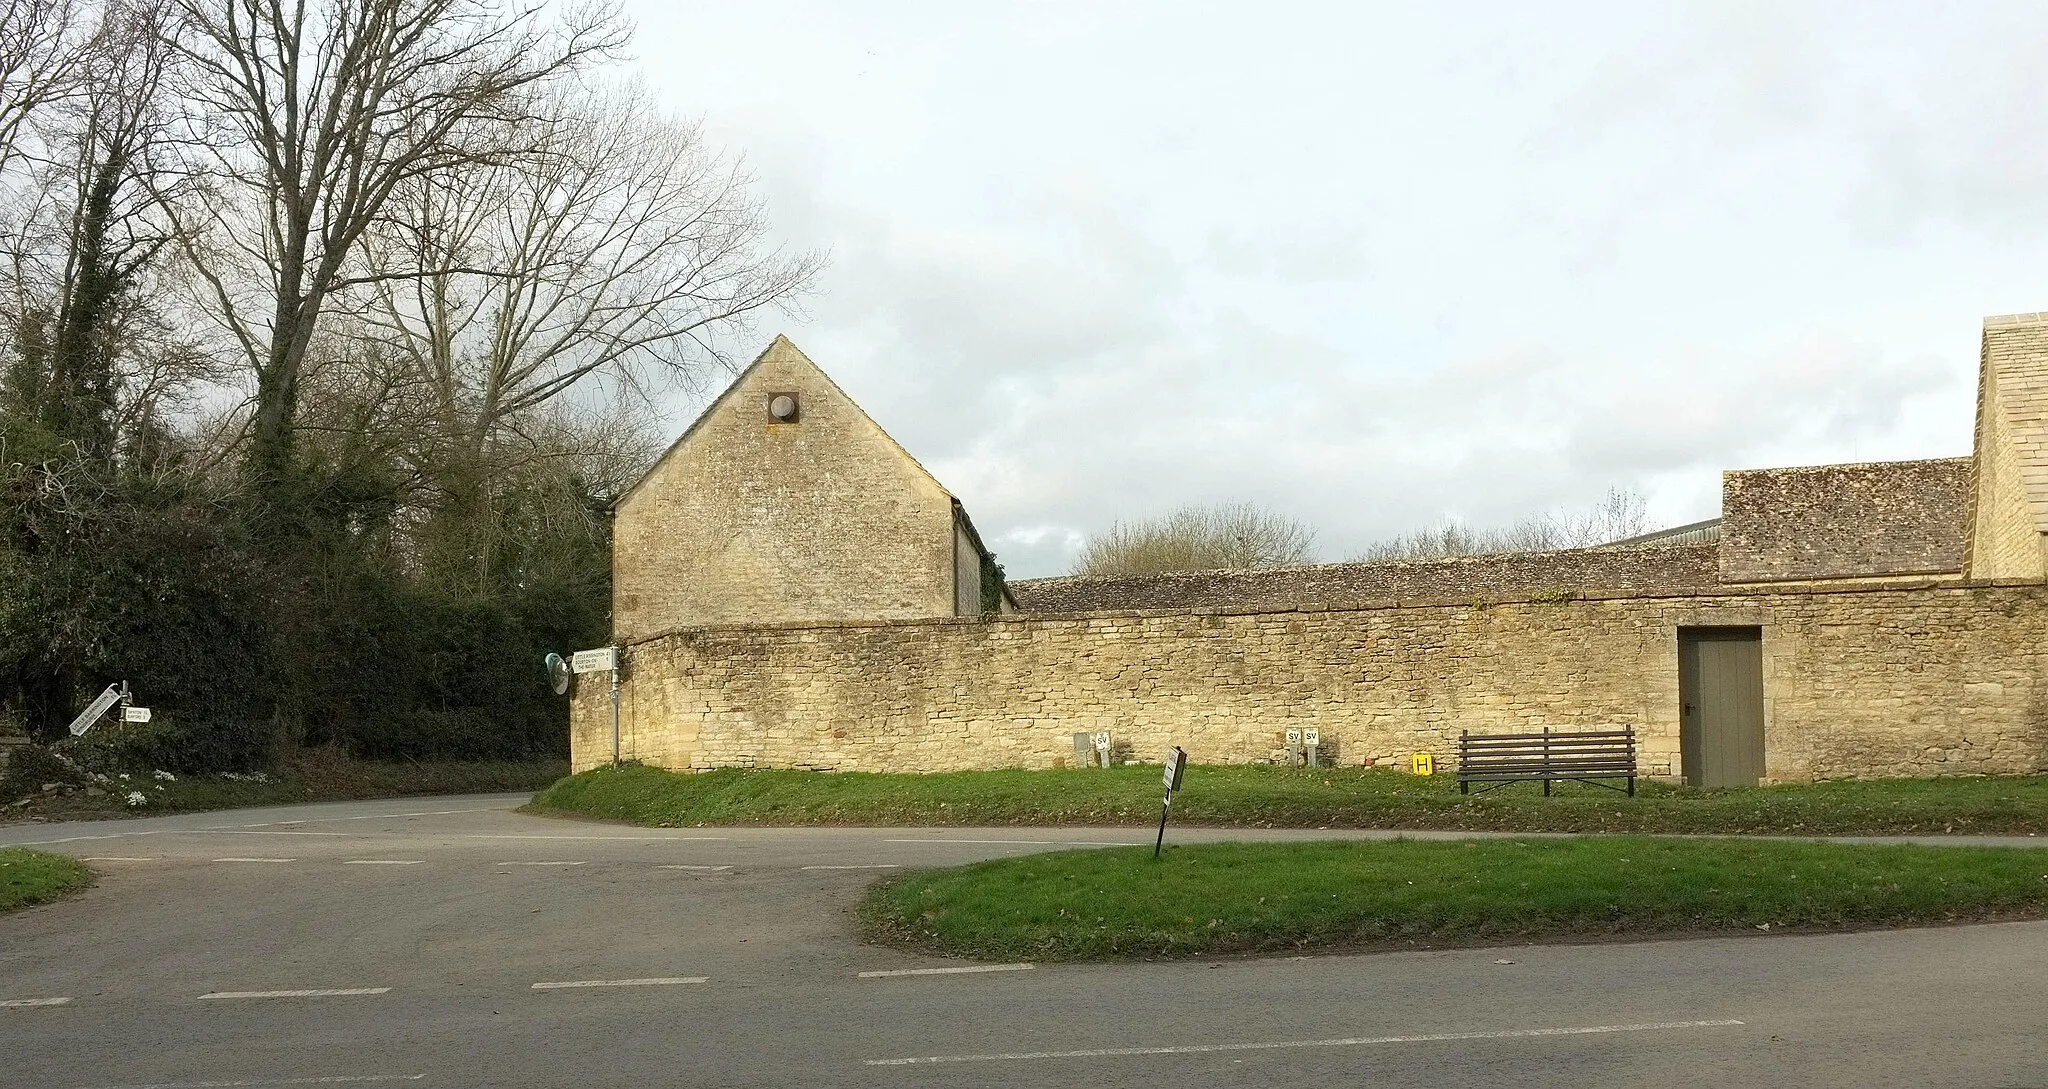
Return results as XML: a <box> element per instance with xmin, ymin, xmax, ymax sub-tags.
<box><xmin>1154</xmin><ymin>746</ymin><xmax>1187</xmax><ymax>860</ymax></box>
<box><xmin>572</xmin><ymin>647</ymin><xmax>623</xmax><ymax>767</ymax></box>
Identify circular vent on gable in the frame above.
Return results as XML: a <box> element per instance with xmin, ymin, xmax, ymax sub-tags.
<box><xmin>768</xmin><ymin>393</ymin><xmax>799</xmax><ymax>421</ymax></box>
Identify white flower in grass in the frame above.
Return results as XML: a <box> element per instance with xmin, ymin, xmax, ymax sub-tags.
<box><xmin>153</xmin><ymin>770</ymin><xmax>176</xmax><ymax>781</ymax></box>
<box><xmin>124</xmin><ymin>791</ymin><xmax>148</xmax><ymax>807</ymax></box>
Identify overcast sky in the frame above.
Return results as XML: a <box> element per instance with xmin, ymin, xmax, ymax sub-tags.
<box><xmin>623</xmin><ymin>1</ymin><xmax>2048</xmax><ymax>579</ymax></box>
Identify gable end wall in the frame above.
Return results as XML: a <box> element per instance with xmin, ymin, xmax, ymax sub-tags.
<box><xmin>1971</xmin><ymin>322</ymin><xmax>2048</xmax><ymax>579</ymax></box>
<box><xmin>611</xmin><ymin>342</ymin><xmax>956</xmax><ymax>640</ymax></box>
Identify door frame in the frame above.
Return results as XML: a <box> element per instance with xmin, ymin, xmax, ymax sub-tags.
<box><xmin>1678</xmin><ymin>625</ymin><xmax>1766</xmax><ymax>787</ymax></box>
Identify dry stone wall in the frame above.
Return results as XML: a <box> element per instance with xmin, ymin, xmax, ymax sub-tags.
<box><xmin>572</xmin><ymin>582</ymin><xmax>2048</xmax><ymax>783</ymax></box>
<box><xmin>1719</xmin><ymin>459</ymin><xmax>1970</xmax><ymax>582</ymax></box>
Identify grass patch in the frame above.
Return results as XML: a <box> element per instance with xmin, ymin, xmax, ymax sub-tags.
<box><xmin>0</xmin><ymin>847</ymin><xmax>93</xmax><ymax>913</ymax></box>
<box><xmin>529</xmin><ymin>763</ymin><xmax>2048</xmax><ymax>836</ymax></box>
<box><xmin>862</xmin><ymin>837</ymin><xmax>2048</xmax><ymax>960</ymax></box>
<box><xmin>2</xmin><ymin>755</ymin><xmax>567</xmax><ymax>823</ymax></box>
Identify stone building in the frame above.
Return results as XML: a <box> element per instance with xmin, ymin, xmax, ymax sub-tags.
<box><xmin>610</xmin><ymin>335</ymin><xmax>1012</xmax><ymax>644</ymax></box>
<box><xmin>576</xmin><ymin>315</ymin><xmax>2048</xmax><ymax>785</ymax></box>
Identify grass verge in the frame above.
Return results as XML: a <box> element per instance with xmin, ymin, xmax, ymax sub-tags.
<box><xmin>2</xmin><ymin>756</ymin><xmax>568</xmax><ymax>823</ymax></box>
<box><xmin>529</xmin><ymin>763</ymin><xmax>2048</xmax><ymax>836</ymax></box>
<box><xmin>0</xmin><ymin>847</ymin><xmax>93</xmax><ymax>913</ymax></box>
<box><xmin>861</xmin><ymin>837</ymin><xmax>2048</xmax><ymax>960</ymax></box>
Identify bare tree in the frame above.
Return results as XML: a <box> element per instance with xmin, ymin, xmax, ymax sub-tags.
<box><xmin>1075</xmin><ymin>502</ymin><xmax>1318</xmax><ymax>576</ymax></box>
<box><xmin>0</xmin><ymin>0</ymin><xmax>202</xmax><ymax>464</ymax></box>
<box><xmin>1350</xmin><ymin>486</ymin><xmax>1650</xmax><ymax>562</ymax></box>
<box><xmin>162</xmin><ymin>0</ymin><xmax>626</xmax><ymax>494</ymax></box>
<box><xmin>352</xmin><ymin>77</ymin><xmax>818</xmax><ymax>471</ymax></box>
<box><xmin>325</xmin><ymin>77</ymin><xmax>814</xmax><ymax>587</ymax></box>
<box><xmin>0</xmin><ymin>0</ymin><xmax>83</xmax><ymax>175</ymax></box>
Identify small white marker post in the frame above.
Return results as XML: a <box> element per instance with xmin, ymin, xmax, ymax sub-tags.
<box><xmin>1154</xmin><ymin>746</ymin><xmax>1187</xmax><ymax>861</ymax></box>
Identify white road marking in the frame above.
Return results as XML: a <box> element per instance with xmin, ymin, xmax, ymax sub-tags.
<box><xmin>82</xmin><ymin>856</ymin><xmax>157</xmax><ymax>862</ymax></box>
<box><xmin>494</xmin><ymin>861</ymin><xmax>585</xmax><ymax>867</ymax></box>
<box><xmin>863</xmin><ymin>1018</ymin><xmax>1748</xmax><ymax>1065</ymax></box>
<box><xmin>530</xmin><ymin>977</ymin><xmax>709</xmax><ymax>989</ymax></box>
<box><xmin>343</xmin><ymin>860</ymin><xmax>424</xmax><ymax>866</ymax></box>
<box><xmin>4</xmin><ymin>828</ymin><xmax>720</xmax><ymax>847</ymax></box>
<box><xmin>883</xmin><ymin>838</ymin><xmax>1143</xmax><ymax>847</ymax></box>
<box><xmin>802</xmin><ymin>864</ymin><xmax>899</xmax><ymax>870</ymax></box>
<box><xmin>460</xmin><ymin>834</ymin><xmax>728</xmax><ymax>841</ymax></box>
<box><xmin>883</xmin><ymin>838</ymin><xmax>1058</xmax><ymax>845</ymax></box>
<box><xmin>0</xmin><ymin>996</ymin><xmax>72</xmax><ymax>1007</ymax></box>
<box><xmin>212</xmin><ymin>857</ymin><xmax>296</xmax><ymax>864</ymax></box>
<box><xmin>201</xmin><ymin>830</ymin><xmax>349</xmax><ymax>837</ymax></box>
<box><xmin>198</xmin><ymin>989</ymin><xmax>391</xmax><ymax>999</ymax></box>
<box><xmin>9</xmin><ymin>830</ymin><xmax>160</xmax><ymax>846</ymax></box>
<box><xmin>77</xmin><ymin>1075</ymin><xmax>424</xmax><ymax>1088</ymax></box>
<box><xmin>230</xmin><ymin>804</ymin><xmax>505</xmax><ymax>827</ymax></box>
<box><xmin>655</xmin><ymin>864</ymin><xmax>732</xmax><ymax>871</ymax></box>
<box><xmin>860</xmin><ymin>964</ymin><xmax>1036</xmax><ymax>978</ymax></box>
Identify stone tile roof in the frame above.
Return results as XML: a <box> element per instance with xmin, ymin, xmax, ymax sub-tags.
<box><xmin>1718</xmin><ymin>457</ymin><xmax>1971</xmax><ymax>583</ymax></box>
<box><xmin>1008</xmin><ymin>542</ymin><xmax>1721</xmax><ymax>614</ymax></box>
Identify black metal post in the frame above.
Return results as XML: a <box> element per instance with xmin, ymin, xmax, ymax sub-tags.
<box><xmin>1153</xmin><ymin>788</ymin><xmax>1173</xmax><ymax>860</ymax></box>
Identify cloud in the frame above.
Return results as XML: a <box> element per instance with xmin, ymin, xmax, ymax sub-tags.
<box><xmin>629</xmin><ymin>0</ymin><xmax>2006</xmax><ymax>579</ymax></box>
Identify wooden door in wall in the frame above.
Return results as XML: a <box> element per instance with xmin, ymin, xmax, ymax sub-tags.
<box><xmin>1678</xmin><ymin>627</ymin><xmax>1766</xmax><ymax>787</ymax></box>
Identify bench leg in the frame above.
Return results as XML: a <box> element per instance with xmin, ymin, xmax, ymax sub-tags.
<box><xmin>1627</xmin><ymin>776</ymin><xmax>1635</xmax><ymax>798</ymax></box>
<box><xmin>1543</xmin><ymin>780</ymin><xmax>1552</xmax><ymax>797</ymax></box>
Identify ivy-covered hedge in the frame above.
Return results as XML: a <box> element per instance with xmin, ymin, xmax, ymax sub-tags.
<box><xmin>0</xmin><ymin>466</ymin><xmax>602</xmax><ymax>769</ymax></box>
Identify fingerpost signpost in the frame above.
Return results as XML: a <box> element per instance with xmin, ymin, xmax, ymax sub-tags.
<box><xmin>570</xmin><ymin>647</ymin><xmax>622</xmax><ymax>766</ymax></box>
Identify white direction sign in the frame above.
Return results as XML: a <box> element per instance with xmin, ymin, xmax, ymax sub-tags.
<box><xmin>571</xmin><ymin>648</ymin><xmax>618</xmax><ymax>674</ymax></box>
<box><xmin>122</xmin><ymin>706</ymin><xmax>152</xmax><ymax>724</ymax></box>
<box><xmin>67</xmin><ymin>685</ymin><xmax>123</xmax><ymax>736</ymax></box>
<box><xmin>1162</xmin><ymin>747</ymin><xmax>1187</xmax><ymax>791</ymax></box>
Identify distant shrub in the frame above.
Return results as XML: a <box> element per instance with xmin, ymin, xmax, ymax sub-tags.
<box><xmin>1075</xmin><ymin>502</ymin><xmax>1318</xmax><ymax>576</ymax></box>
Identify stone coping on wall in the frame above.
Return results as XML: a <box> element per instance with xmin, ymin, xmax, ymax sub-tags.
<box><xmin>619</xmin><ymin>574</ymin><xmax>2046</xmax><ymax>649</ymax></box>
<box><xmin>1718</xmin><ymin>457</ymin><xmax>1972</xmax><ymax>583</ymax></box>
<box><xmin>1007</xmin><ymin>542</ymin><xmax>1721</xmax><ymax>614</ymax></box>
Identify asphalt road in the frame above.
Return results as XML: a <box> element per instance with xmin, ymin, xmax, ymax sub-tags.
<box><xmin>4</xmin><ymin>795</ymin><xmax>2048</xmax><ymax>1088</ymax></box>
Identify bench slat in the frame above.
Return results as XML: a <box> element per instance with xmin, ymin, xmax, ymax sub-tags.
<box><xmin>1455</xmin><ymin>727</ymin><xmax>1639</xmax><ymax>796</ymax></box>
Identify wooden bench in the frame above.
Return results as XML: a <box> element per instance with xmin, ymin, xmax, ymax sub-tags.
<box><xmin>1456</xmin><ymin>727</ymin><xmax>1637</xmax><ymax>796</ymax></box>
